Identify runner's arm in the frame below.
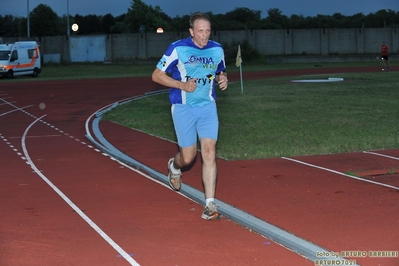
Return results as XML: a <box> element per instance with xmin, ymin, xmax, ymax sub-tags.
<box><xmin>152</xmin><ymin>68</ymin><xmax>197</xmax><ymax>92</ymax></box>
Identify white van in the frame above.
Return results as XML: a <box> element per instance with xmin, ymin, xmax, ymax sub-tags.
<box><xmin>0</xmin><ymin>41</ymin><xmax>41</xmax><ymax>79</ymax></box>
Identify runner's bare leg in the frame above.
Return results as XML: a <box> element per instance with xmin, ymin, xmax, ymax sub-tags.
<box><xmin>200</xmin><ymin>138</ymin><xmax>217</xmax><ymax>199</ymax></box>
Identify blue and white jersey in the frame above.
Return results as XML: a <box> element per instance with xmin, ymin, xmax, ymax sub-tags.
<box><xmin>156</xmin><ymin>37</ymin><xmax>226</xmax><ymax>107</ymax></box>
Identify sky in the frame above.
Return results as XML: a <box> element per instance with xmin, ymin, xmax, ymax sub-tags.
<box><xmin>1</xmin><ymin>0</ymin><xmax>398</xmax><ymax>18</ymax></box>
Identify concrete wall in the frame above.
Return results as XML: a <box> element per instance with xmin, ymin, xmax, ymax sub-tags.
<box><xmin>1</xmin><ymin>28</ymin><xmax>397</xmax><ymax>63</ymax></box>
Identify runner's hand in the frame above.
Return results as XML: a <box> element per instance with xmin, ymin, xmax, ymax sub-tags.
<box><xmin>218</xmin><ymin>72</ymin><xmax>228</xmax><ymax>90</ymax></box>
<box><xmin>183</xmin><ymin>78</ymin><xmax>197</xmax><ymax>92</ymax></box>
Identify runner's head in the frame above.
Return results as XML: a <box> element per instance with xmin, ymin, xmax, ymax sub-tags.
<box><xmin>189</xmin><ymin>13</ymin><xmax>211</xmax><ymax>49</ymax></box>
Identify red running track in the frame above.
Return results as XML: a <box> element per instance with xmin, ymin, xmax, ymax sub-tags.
<box><xmin>1</xmin><ymin>67</ymin><xmax>398</xmax><ymax>266</ymax></box>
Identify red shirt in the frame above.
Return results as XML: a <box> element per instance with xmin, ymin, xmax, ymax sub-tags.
<box><xmin>381</xmin><ymin>44</ymin><xmax>389</xmax><ymax>56</ymax></box>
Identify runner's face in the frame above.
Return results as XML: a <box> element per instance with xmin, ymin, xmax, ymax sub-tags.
<box><xmin>189</xmin><ymin>19</ymin><xmax>211</xmax><ymax>49</ymax></box>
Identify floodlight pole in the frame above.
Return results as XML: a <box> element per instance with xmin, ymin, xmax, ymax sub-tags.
<box><xmin>67</xmin><ymin>0</ymin><xmax>70</xmax><ymax>37</ymax></box>
<box><xmin>27</xmin><ymin>0</ymin><xmax>30</xmax><ymax>37</ymax></box>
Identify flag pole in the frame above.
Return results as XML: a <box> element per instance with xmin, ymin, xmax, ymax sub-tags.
<box><xmin>236</xmin><ymin>45</ymin><xmax>244</xmax><ymax>94</ymax></box>
<box><xmin>239</xmin><ymin>61</ymin><xmax>243</xmax><ymax>94</ymax></box>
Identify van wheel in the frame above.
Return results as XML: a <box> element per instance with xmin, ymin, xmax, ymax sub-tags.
<box><xmin>7</xmin><ymin>70</ymin><xmax>14</xmax><ymax>79</ymax></box>
<box><xmin>32</xmin><ymin>69</ymin><xmax>39</xmax><ymax>78</ymax></box>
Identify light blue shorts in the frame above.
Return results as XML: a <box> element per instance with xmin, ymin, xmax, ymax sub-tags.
<box><xmin>171</xmin><ymin>101</ymin><xmax>219</xmax><ymax>148</ymax></box>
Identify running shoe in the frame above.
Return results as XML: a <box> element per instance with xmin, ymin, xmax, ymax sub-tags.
<box><xmin>168</xmin><ymin>158</ymin><xmax>182</xmax><ymax>190</ymax></box>
<box><xmin>201</xmin><ymin>201</ymin><xmax>221</xmax><ymax>220</ymax></box>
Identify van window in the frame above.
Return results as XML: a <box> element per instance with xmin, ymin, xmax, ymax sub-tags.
<box><xmin>28</xmin><ymin>48</ymin><xmax>38</xmax><ymax>59</ymax></box>
<box><xmin>0</xmin><ymin>51</ymin><xmax>10</xmax><ymax>60</ymax></box>
<box><xmin>10</xmin><ymin>50</ymin><xmax>18</xmax><ymax>62</ymax></box>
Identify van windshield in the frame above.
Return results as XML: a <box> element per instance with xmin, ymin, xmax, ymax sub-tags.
<box><xmin>0</xmin><ymin>51</ymin><xmax>10</xmax><ymax>60</ymax></box>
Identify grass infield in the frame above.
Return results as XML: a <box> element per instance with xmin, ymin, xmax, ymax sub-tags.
<box><xmin>102</xmin><ymin>63</ymin><xmax>399</xmax><ymax>160</ymax></box>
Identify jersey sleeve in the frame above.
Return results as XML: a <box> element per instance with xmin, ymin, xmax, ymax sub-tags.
<box><xmin>217</xmin><ymin>55</ymin><xmax>226</xmax><ymax>73</ymax></box>
<box><xmin>156</xmin><ymin>43</ymin><xmax>179</xmax><ymax>73</ymax></box>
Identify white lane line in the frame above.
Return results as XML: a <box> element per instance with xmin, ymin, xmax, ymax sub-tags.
<box><xmin>282</xmin><ymin>157</ymin><xmax>399</xmax><ymax>191</ymax></box>
<box><xmin>9</xmin><ymin>135</ymin><xmax>62</xmax><ymax>139</ymax></box>
<box><xmin>0</xmin><ymin>105</ymin><xmax>34</xmax><ymax>117</ymax></box>
<box><xmin>85</xmin><ymin>95</ymin><xmax>141</xmax><ymax>140</ymax></box>
<box><xmin>21</xmin><ymin>115</ymin><xmax>140</xmax><ymax>266</ymax></box>
<box><xmin>0</xmin><ymin>101</ymin><xmax>16</xmax><ymax>106</ymax></box>
<box><xmin>363</xmin><ymin>151</ymin><xmax>399</xmax><ymax>161</ymax></box>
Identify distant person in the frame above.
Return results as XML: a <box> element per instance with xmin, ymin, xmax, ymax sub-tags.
<box><xmin>151</xmin><ymin>13</ymin><xmax>228</xmax><ymax>220</ymax></box>
<box><xmin>381</xmin><ymin>41</ymin><xmax>391</xmax><ymax>71</ymax></box>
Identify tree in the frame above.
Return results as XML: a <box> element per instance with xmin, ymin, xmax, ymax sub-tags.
<box><xmin>85</xmin><ymin>14</ymin><xmax>101</xmax><ymax>34</ymax></box>
<box><xmin>59</xmin><ymin>14</ymin><xmax>74</xmax><ymax>36</ymax></box>
<box><xmin>124</xmin><ymin>0</ymin><xmax>171</xmax><ymax>33</ymax></box>
<box><xmin>223</xmin><ymin>8</ymin><xmax>262</xmax><ymax>30</ymax></box>
<box><xmin>2</xmin><ymin>6</ymin><xmax>399</xmax><ymax>35</ymax></box>
<box><xmin>18</xmin><ymin>17</ymin><xmax>28</xmax><ymax>37</ymax></box>
<box><xmin>374</xmin><ymin>9</ymin><xmax>397</xmax><ymax>27</ymax></box>
<box><xmin>170</xmin><ymin>15</ymin><xmax>191</xmax><ymax>32</ymax></box>
<box><xmin>265</xmin><ymin>8</ymin><xmax>288</xmax><ymax>29</ymax></box>
<box><xmin>348</xmin><ymin>13</ymin><xmax>366</xmax><ymax>28</ymax></box>
<box><xmin>72</xmin><ymin>14</ymin><xmax>101</xmax><ymax>34</ymax></box>
<box><xmin>0</xmin><ymin>15</ymin><xmax>20</xmax><ymax>37</ymax></box>
<box><xmin>287</xmin><ymin>14</ymin><xmax>307</xmax><ymax>29</ymax></box>
<box><xmin>112</xmin><ymin>14</ymin><xmax>127</xmax><ymax>33</ymax></box>
<box><xmin>73</xmin><ymin>14</ymin><xmax>85</xmax><ymax>34</ymax></box>
<box><xmin>100</xmin><ymin>14</ymin><xmax>116</xmax><ymax>34</ymax></box>
<box><xmin>30</xmin><ymin>4</ymin><xmax>60</xmax><ymax>36</ymax></box>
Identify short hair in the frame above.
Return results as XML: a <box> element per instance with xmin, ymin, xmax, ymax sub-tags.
<box><xmin>189</xmin><ymin>13</ymin><xmax>211</xmax><ymax>29</ymax></box>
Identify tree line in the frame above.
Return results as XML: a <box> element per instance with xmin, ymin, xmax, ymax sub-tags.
<box><xmin>1</xmin><ymin>0</ymin><xmax>398</xmax><ymax>37</ymax></box>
